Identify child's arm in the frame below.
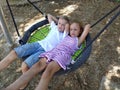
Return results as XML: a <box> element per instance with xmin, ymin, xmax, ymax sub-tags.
<box><xmin>47</xmin><ymin>14</ymin><xmax>58</xmax><ymax>24</ymax></box>
<box><xmin>64</xmin><ymin>23</ymin><xmax>70</xmax><ymax>33</ymax></box>
<box><xmin>78</xmin><ymin>24</ymin><xmax>91</xmax><ymax>46</ymax></box>
<box><xmin>62</xmin><ymin>23</ymin><xmax>70</xmax><ymax>38</ymax></box>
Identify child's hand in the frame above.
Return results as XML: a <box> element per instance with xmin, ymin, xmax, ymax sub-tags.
<box><xmin>85</xmin><ymin>24</ymin><xmax>91</xmax><ymax>29</ymax></box>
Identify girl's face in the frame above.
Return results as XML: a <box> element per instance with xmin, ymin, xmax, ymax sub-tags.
<box><xmin>70</xmin><ymin>23</ymin><xmax>82</xmax><ymax>37</ymax></box>
<box><xmin>57</xmin><ymin>18</ymin><xmax>68</xmax><ymax>32</ymax></box>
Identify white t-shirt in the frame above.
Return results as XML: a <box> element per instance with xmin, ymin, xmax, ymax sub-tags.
<box><xmin>38</xmin><ymin>21</ymin><xmax>67</xmax><ymax>51</ymax></box>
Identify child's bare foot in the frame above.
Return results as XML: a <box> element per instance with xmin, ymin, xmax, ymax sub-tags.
<box><xmin>19</xmin><ymin>84</ymin><xmax>28</xmax><ymax>90</ymax></box>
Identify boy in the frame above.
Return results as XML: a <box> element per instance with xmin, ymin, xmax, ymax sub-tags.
<box><xmin>0</xmin><ymin>14</ymin><xmax>69</xmax><ymax>74</ymax></box>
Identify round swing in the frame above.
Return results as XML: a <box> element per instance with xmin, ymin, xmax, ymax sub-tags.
<box><xmin>20</xmin><ymin>19</ymin><xmax>92</xmax><ymax>75</ymax></box>
<box><xmin>6</xmin><ymin>0</ymin><xmax>120</xmax><ymax>75</ymax></box>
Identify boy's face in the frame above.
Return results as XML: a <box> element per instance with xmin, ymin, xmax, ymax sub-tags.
<box><xmin>57</xmin><ymin>18</ymin><xmax>68</xmax><ymax>32</ymax></box>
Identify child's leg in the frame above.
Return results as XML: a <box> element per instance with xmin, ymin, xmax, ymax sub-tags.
<box><xmin>21</xmin><ymin>62</ymin><xmax>29</xmax><ymax>73</ymax></box>
<box><xmin>5</xmin><ymin>58</ymin><xmax>47</xmax><ymax>90</ymax></box>
<box><xmin>19</xmin><ymin>62</ymin><xmax>29</xmax><ymax>90</ymax></box>
<box><xmin>35</xmin><ymin>61</ymin><xmax>61</xmax><ymax>90</ymax></box>
<box><xmin>21</xmin><ymin>44</ymin><xmax>45</xmax><ymax>73</ymax></box>
<box><xmin>0</xmin><ymin>50</ymin><xmax>17</xmax><ymax>72</ymax></box>
<box><xmin>20</xmin><ymin>50</ymin><xmax>45</xmax><ymax>89</ymax></box>
<box><xmin>0</xmin><ymin>42</ymin><xmax>40</xmax><ymax>72</ymax></box>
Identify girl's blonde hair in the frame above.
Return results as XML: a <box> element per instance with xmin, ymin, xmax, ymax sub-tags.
<box><xmin>59</xmin><ymin>16</ymin><xmax>70</xmax><ymax>23</ymax></box>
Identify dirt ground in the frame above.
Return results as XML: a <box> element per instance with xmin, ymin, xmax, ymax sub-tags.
<box><xmin>0</xmin><ymin>0</ymin><xmax>120</xmax><ymax>90</ymax></box>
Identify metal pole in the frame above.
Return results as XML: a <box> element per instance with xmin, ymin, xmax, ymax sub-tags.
<box><xmin>0</xmin><ymin>4</ymin><xmax>13</xmax><ymax>46</ymax></box>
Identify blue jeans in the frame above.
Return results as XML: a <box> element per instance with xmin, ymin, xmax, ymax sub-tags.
<box><xmin>14</xmin><ymin>42</ymin><xmax>45</xmax><ymax>68</ymax></box>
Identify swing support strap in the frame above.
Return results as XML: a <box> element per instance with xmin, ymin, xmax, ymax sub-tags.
<box><xmin>91</xmin><ymin>4</ymin><xmax>120</xmax><ymax>28</ymax></box>
<box><xmin>27</xmin><ymin>0</ymin><xmax>44</xmax><ymax>15</ymax></box>
<box><xmin>6</xmin><ymin>0</ymin><xmax>20</xmax><ymax>38</ymax></box>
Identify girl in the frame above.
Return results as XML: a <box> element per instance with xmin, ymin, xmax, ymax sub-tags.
<box><xmin>4</xmin><ymin>21</ymin><xmax>91</xmax><ymax>90</ymax></box>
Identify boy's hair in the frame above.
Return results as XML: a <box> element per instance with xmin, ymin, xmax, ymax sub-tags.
<box><xmin>59</xmin><ymin>15</ymin><xmax>70</xmax><ymax>23</ymax></box>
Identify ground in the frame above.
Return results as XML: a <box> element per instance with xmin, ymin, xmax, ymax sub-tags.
<box><xmin>0</xmin><ymin>0</ymin><xmax>120</xmax><ymax>90</ymax></box>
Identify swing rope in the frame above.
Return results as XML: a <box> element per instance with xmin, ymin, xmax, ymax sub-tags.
<box><xmin>6</xmin><ymin>0</ymin><xmax>20</xmax><ymax>38</ymax></box>
<box><xmin>91</xmin><ymin>4</ymin><xmax>120</xmax><ymax>28</ymax></box>
<box><xmin>27</xmin><ymin>0</ymin><xmax>44</xmax><ymax>15</ymax></box>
